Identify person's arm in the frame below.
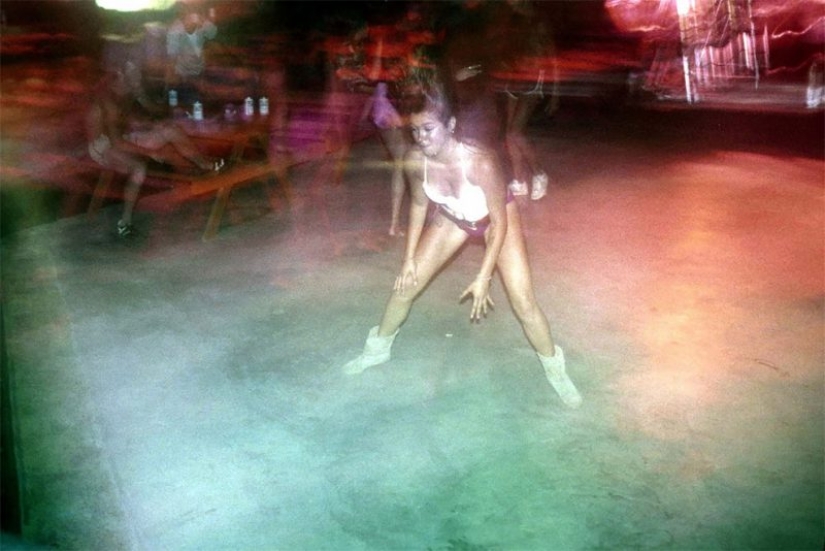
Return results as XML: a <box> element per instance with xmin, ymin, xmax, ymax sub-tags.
<box><xmin>201</xmin><ymin>19</ymin><xmax>217</xmax><ymax>40</ymax></box>
<box><xmin>460</xmin><ymin>149</ymin><xmax>508</xmax><ymax>320</ymax></box>
<box><xmin>102</xmin><ymin>99</ymin><xmax>156</xmax><ymax>158</ymax></box>
<box><xmin>395</xmin><ymin>149</ymin><xmax>429</xmax><ymax>294</ymax></box>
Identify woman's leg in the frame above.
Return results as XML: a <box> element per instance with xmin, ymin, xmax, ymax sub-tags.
<box><xmin>517</xmin><ymin>96</ymin><xmax>543</xmax><ymax>175</ymax></box>
<box><xmin>105</xmin><ymin>147</ymin><xmax>146</xmax><ymax>227</ymax></box>
<box><xmin>493</xmin><ymin>202</ymin><xmax>556</xmax><ymax>356</ymax></box>
<box><xmin>495</xmin><ymin>204</ymin><xmax>581</xmax><ymax>406</ymax></box>
<box><xmin>378</xmin><ymin>214</ymin><xmax>468</xmax><ymax>335</ymax></box>
<box><xmin>379</xmin><ymin>127</ymin><xmax>408</xmax><ymax>236</ymax></box>
<box><xmin>506</xmin><ymin>96</ymin><xmax>542</xmax><ymax>181</ymax></box>
<box><xmin>156</xmin><ymin>123</ymin><xmax>213</xmax><ymax>170</ymax></box>
<box><xmin>504</xmin><ymin>95</ymin><xmax>528</xmax><ymax>184</ymax></box>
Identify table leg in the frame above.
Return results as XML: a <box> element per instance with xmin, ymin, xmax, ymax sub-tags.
<box><xmin>202</xmin><ymin>185</ymin><xmax>231</xmax><ymax>241</ymax></box>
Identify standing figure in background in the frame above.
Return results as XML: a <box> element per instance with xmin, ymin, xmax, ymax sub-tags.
<box><xmin>165</xmin><ymin>2</ymin><xmax>217</xmax><ymax>105</ymax></box>
<box><xmin>342</xmin><ymin>83</ymin><xmax>582</xmax><ymax>409</ymax></box>
<box><xmin>438</xmin><ymin>0</ymin><xmax>503</xmax><ymax>151</ymax></box>
<box><xmin>497</xmin><ymin>0</ymin><xmax>554</xmax><ymax>201</ymax></box>
<box><xmin>319</xmin><ymin>19</ymin><xmax>369</xmax><ymax>184</ymax></box>
<box><xmin>360</xmin><ymin>81</ymin><xmax>409</xmax><ymax>236</ymax></box>
<box><xmin>360</xmin><ymin>20</ymin><xmax>415</xmax><ymax>237</ymax></box>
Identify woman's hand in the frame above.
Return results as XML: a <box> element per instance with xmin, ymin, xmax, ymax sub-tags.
<box><xmin>460</xmin><ymin>277</ymin><xmax>495</xmax><ymax>322</ymax></box>
<box><xmin>394</xmin><ymin>258</ymin><xmax>418</xmax><ymax>295</ymax></box>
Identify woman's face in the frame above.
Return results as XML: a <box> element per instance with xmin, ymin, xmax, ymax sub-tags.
<box><xmin>409</xmin><ymin>111</ymin><xmax>455</xmax><ymax>158</ymax></box>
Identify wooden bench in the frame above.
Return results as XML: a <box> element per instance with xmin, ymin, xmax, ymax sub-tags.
<box><xmin>135</xmin><ymin>159</ymin><xmax>290</xmax><ymax>241</ymax></box>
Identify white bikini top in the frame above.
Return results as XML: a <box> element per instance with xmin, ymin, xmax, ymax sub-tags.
<box><xmin>422</xmin><ymin>143</ymin><xmax>489</xmax><ymax>222</ymax></box>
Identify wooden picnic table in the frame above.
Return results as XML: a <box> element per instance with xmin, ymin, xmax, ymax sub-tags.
<box><xmin>88</xmin><ymin>109</ymin><xmax>290</xmax><ymax>241</ymax></box>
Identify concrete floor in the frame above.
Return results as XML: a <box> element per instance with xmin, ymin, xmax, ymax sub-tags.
<box><xmin>2</xmin><ymin>65</ymin><xmax>824</xmax><ymax>548</ymax></box>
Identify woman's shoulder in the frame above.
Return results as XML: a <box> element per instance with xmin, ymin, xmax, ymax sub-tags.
<box><xmin>459</xmin><ymin>140</ymin><xmax>489</xmax><ymax>157</ymax></box>
<box><xmin>459</xmin><ymin>141</ymin><xmax>497</xmax><ymax>168</ymax></box>
<box><xmin>457</xmin><ymin>141</ymin><xmax>504</xmax><ymax>187</ymax></box>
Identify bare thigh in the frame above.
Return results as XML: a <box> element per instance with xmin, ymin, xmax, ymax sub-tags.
<box><xmin>408</xmin><ymin>212</ymin><xmax>469</xmax><ymax>295</ymax></box>
<box><xmin>124</xmin><ymin>127</ymin><xmax>169</xmax><ymax>151</ymax></box>
<box><xmin>493</xmin><ymin>203</ymin><xmax>539</xmax><ymax>306</ymax></box>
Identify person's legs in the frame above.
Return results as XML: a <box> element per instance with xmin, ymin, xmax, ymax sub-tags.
<box><xmin>331</xmin><ymin>88</ymin><xmax>366</xmax><ymax>184</ymax></box>
<box><xmin>505</xmin><ymin>95</ymin><xmax>529</xmax><ymax>186</ymax></box>
<box><xmin>494</xmin><ymin>203</ymin><xmax>581</xmax><ymax>406</ymax></box>
<box><xmin>102</xmin><ymin>147</ymin><xmax>146</xmax><ymax>232</ymax></box>
<box><xmin>513</xmin><ymin>95</ymin><xmax>550</xmax><ymax>200</ymax></box>
<box><xmin>154</xmin><ymin>123</ymin><xmax>214</xmax><ymax>170</ymax></box>
<box><xmin>511</xmin><ymin>95</ymin><xmax>542</xmax><ymax>176</ymax></box>
<box><xmin>506</xmin><ymin>95</ymin><xmax>548</xmax><ymax>200</ymax></box>
<box><xmin>120</xmin><ymin>168</ymin><xmax>144</xmax><ymax>227</ymax></box>
<box><xmin>379</xmin><ymin>126</ymin><xmax>408</xmax><ymax>236</ymax></box>
<box><xmin>343</xmin><ymin>215</ymin><xmax>468</xmax><ymax>374</ymax></box>
<box><xmin>493</xmin><ymin>203</ymin><xmax>555</xmax><ymax>355</ymax></box>
<box><xmin>128</xmin><ymin>124</ymin><xmax>218</xmax><ymax>171</ymax></box>
<box><xmin>378</xmin><ymin>214</ymin><xmax>469</xmax><ymax>335</ymax></box>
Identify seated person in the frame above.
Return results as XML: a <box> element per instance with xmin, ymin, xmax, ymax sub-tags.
<box><xmin>87</xmin><ymin>61</ymin><xmax>223</xmax><ymax>237</ymax></box>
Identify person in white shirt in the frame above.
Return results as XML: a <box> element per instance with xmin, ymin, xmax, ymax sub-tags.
<box><xmin>165</xmin><ymin>2</ymin><xmax>217</xmax><ymax>104</ymax></box>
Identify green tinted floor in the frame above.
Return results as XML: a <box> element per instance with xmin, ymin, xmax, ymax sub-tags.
<box><xmin>3</xmin><ymin>112</ymin><xmax>824</xmax><ymax>550</ymax></box>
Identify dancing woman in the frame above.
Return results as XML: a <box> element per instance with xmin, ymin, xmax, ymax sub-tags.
<box><xmin>343</xmin><ymin>86</ymin><xmax>581</xmax><ymax>408</ymax></box>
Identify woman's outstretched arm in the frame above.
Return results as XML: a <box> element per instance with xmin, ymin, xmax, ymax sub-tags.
<box><xmin>395</xmin><ymin>149</ymin><xmax>429</xmax><ymax>294</ymax></box>
<box><xmin>460</xmin><ymin>150</ymin><xmax>508</xmax><ymax>320</ymax></box>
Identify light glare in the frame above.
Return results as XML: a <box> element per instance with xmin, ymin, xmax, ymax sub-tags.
<box><xmin>95</xmin><ymin>0</ymin><xmax>176</xmax><ymax>12</ymax></box>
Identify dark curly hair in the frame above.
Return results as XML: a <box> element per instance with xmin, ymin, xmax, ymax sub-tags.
<box><xmin>399</xmin><ymin>72</ymin><xmax>453</xmax><ymax>124</ymax></box>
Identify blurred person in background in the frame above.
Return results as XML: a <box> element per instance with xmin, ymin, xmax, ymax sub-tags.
<box><xmin>87</xmin><ymin>62</ymin><xmax>223</xmax><ymax>238</ymax></box>
<box><xmin>359</xmin><ymin>17</ymin><xmax>420</xmax><ymax>237</ymax></box>
<box><xmin>497</xmin><ymin>0</ymin><xmax>554</xmax><ymax>201</ymax></box>
<box><xmin>319</xmin><ymin>17</ymin><xmax>370</xmax><ymax>184</ymax></box>
<box><xmin>438</xmin><ymin>0</ymin><xmax>503</xmax><ymax>151</ymax></box>
<box><xmin>165</xmin><ymin>1</ymin><xmax>217</xmax><ymax>105</ymax></box>
<box><xmin>360</xmin><ymin>80</ymin><xmax>409</xmax><ymax>236</ymax></box>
